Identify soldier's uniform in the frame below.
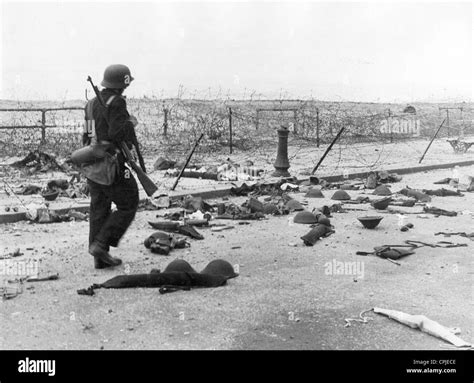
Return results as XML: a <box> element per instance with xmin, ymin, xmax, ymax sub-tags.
<box><xmin>85</xmin><ymin>64</ymin><xmax>139</xmax><ymax>269</ymax></box>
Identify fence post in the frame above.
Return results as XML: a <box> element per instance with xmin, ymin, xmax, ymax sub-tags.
<box><xmin>388</xmin><ymin>109</ymin><xmax>393</xmax><ymax>143</ymax></box>
<box><xmin>41</xmin><ymin>110</ymin><xmax>46</xmax><ymax>144</ymax></box>
<box><xmin>316</xmin><ymin>108</ymin><xmax>320</xmax><ymax>148</ymax></box>
<box><xmin>293</xmin><ymin>110</ymin><xmax>298</xmax><ymax>135</ymax></box>
<box><xmin>229</xmin><ymin>107</ymin><xmax>233</xmax><ymax>154</ymax></box>
<box><xmin>163</xmin><ymin>106</ymin><xmax>168</xmax><ymax>137</ymax></box>
<box><xmin>255</xmin><ymin>109</ymin><xmax>259</xmax><ymax>130</ymax></box>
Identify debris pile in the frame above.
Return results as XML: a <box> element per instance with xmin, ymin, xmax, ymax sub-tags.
<box><xmin>10</xmin><ymin>151</ymin><xmax>65</xmax><ymax>173</ymax></box>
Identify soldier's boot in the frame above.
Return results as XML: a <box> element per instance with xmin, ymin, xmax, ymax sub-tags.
<box><xmin>89</xmin><ymin>241</ymin><xmax>122</xmax><ymax>268</ymax></box>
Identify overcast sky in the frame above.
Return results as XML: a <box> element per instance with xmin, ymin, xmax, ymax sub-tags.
<box><xmin>1</xmin><ymin>1</ymin><xmax>472</xmax><ymax>102</ymax></box>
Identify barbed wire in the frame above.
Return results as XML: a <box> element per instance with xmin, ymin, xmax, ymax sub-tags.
<box><xmin>0</xmin><ymin>95</ymin><xmax>472</xmax><ymax>175</ymax></box>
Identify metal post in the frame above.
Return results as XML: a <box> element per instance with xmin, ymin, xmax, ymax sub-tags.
<box><xmin>163</xmin><ymin>107</ymin><xmax>168</xmax><ymax>137</ymax></box>
<box><xmin>293</xmin><ymin>110</ymin><xmax>298</xmax><ymax>135</ymax></box>
<box><xmin>446</xmin><ymin>109</ymin><xmax>450</xmax><ymax>138</ymax></box>
<box><xmin>256</xmin><ymin>110</ymin><xmax>259</xmax><ymax>130</ymax></box>
<box><xmin>316</xmin><ymin>108</ymin><xmax>320</xmax><ymax>148</ymax></box>
<box><xmin>419</xmin><ymin>118</ymin><xmax>446</xmax><ymax>164</ymax></box>
<box><xmin>229</xmin><ymin>107</ymin><xmax>233</xmax><ymax>154</ymax></box>
<box><xmin>388</xmin><ymin>109</ymin><xmax>393</xmax><ymax>143</ymax></box>
<box><xmin>41</xmin><ymin>110</ymin><xmax>46</xmax><ymax>144</ymax></box>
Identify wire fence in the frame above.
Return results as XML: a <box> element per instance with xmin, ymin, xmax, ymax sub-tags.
<box><xmin>0</xmin><ymin>96</ymin><xmax>472</xmax><ymax>170</ymax></box>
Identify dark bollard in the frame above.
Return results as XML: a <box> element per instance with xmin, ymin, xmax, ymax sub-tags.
<box><xmin>273</xmin><ymin>125</ymin><xmax>291</xmax><ymax>177</ymax></box>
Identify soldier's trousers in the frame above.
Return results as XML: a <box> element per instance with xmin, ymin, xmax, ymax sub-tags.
<box><xmin>88</xmin><ymin>174</ymin><xmax>139</xmax><ymax>249</ymax></box>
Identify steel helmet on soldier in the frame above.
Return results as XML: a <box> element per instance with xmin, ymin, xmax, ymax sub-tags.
<box><xmin>101</xmin><ymin>64</ymin><xmax>134</xmax><ymax>89</ymax></box>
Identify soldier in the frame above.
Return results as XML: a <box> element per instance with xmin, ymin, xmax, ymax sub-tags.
<box><xmin>85</xmin><ymin>64</ymin><xmax>139</xmax><ymax>269</ymax></box>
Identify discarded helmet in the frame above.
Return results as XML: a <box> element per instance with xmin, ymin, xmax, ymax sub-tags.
<box><xmin>200</xmin><ymin>259</ymin><xmax>238</xmax><ymax>279</ymax></box>
<box><xmin>42</xmin><ymin>189</ymin><xmax>59</xmax><ymax>201</ymax></box>
<box><xmin>331</xmin><ymin>189</ymin><xmax>351</xmax><ymax>200</ymax></box>
<box><xmin>144</xmin><ymin>231</ymin><xmax>172</xmax><ymax>248</ymax></box>
<box><xmin>371</xmin><ymin>197</ymin><xmax>391</xmax><ymax>210</ymax></box>
<box><xmin>247</xmin><ymin>197</ymin><xmax>264</xmax><ymax>213</ymax></box>
<box><xmin>357</xmin><ymin>216</ymin><xmax>383</xmax><ymax>229</ymax></box>
<box><xmin>317</xmin><ymin>216</ymin><xmax>331</xmax><ymax>226</ymax></box>
<box><xmin>372</xmin><ymin>185</ymin><xmax>392</xmax><ymax>196</ymax></box>
<box><xmin>284</xmin><ymin>199</ymin><xmax>304</xmax><ymax>211</ymax></box>
<box><xmin>304</xmin><ymin>188</ymin><xmax>324</xmax><ymax>198</ymax></box>
<box><xmin>293</xmin><ymin>210</ymin><xmax>318</xmax><ymax>224</ymax></box>
<box><xmin>263</xmin><ymin>203</ymin><xmax>279</xmax><ymax>215</ymax></box>
<box><xmin>163</xmin><ymin>259</ymin><xmax>197</xmax><ymax>274</ymax></box>
<box><xmin>101</xmin><ymin>64</ymin><xmax>134</xmax><ymax>89</ymax></box>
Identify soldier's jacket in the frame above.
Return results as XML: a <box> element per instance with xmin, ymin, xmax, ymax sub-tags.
<box><xmin>83</xmin><ymin>89</ymin><xmax>135</xmax><ymax>167</ymax></box>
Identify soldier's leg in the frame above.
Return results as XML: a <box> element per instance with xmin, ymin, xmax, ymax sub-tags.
<box><xmin>88</xmin><ymin>181</ymin><xmax>122</xmax><ymax>268</ymax></box>
<box><xmin>88</xmin><ymin>180</ymin><xmax>111</xmax><ymax>248</ymax></box>
<box><xmin>95</xmin><ymin>175</ymin><xmax>139</xmax><ymax>248</ymax></box>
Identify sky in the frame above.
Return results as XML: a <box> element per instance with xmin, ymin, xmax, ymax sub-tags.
<box><xmin>0</xmin><ymin>1</ymin><xmax>472</xmax><ymax>102</ymax></box>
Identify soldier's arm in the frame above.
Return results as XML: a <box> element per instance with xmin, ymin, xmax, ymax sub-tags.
<box><xmin>106</xmin><ymin>97</ymin><xmax>134</xmax><ymax>143</ymax></box>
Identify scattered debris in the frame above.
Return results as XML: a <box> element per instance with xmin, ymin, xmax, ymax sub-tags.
<box><xmin>357</xmin><ymin>245</ymin><xmax>415</xmax><ymax>260</ymax></box>
<box><xmin>180</xmin><ymin>170</ymin><xmax>218</xmax><ymax>181</ymax></box>
<box><xmin>433</xmin><ymin>177</ymin><xmax>452</xmax><ymax>185</ymax></box>
<box><xmin>373</xmin><ymin>307</ymin><xmax>471</xmax><ymax>348</ymax></box>
<box><xmin>399</xmin><ymin>187</ymin><xmax>431</xmax><ymax>202</ymax></box>
<box><xmin>148</xmin><ymin>221</ymin><xmax>204</xmax><ymax>240</ymax></box>
<box><xmin>344</xmin><ymin>308</ymin><xmax>374</xmax><ymax>327</ymax></box>
<box><xmin>422</xmin><ymin>188</ymin><xmax>463</xmax><ymax>197</ymax></box>
<box><xmin>47</xmin><ymin>179</ymin><xmax>69</xmax><ymax>190</ymax></box>
<box><xmin>280</xmin><ymin>182</ymin><xmax>299</xmax><ymax>191</ymax></box>
<box><xmin>77</xmin><ymin>285</ymin><xmax>97</xmax><ymax>296</ymax></box>
<box><xmin>0</xmin><ymin>248</ymin><xmax>24</xmax><ymax>259</ymax></box>
<box><xmin>435</xmin><ymin>232</ymin><xmax>474</xmax><ymax>240</ymax></box>
<box><xmin>153</xmin><ymin>157</ymin><xmax>177</xmax><ymax>171</ymax></box>
<box><xmin>144</xmin><ymin>231</ymin><xmax>189</xmax><ymax>255</ymax></box>
<box><xmin>27</xmin><ymin>273</ymin><xmax>59</xmax><ymax>282</ymax></box>
<box><xmin>301</xmin><ymin>224</ymin><xmax>335</xmax><ymax>246</ymax></box>
<box><xmin>372</xmin><ymin>185</ymin><xmax>392</xmax><ymax>196</ymax></box>
<box><xmin>18</xmin><ymin>185</ymin><xmax>42</xmax><ymax>195</ymax></box>
<box><xmin>1</xmin><ymin>284</ymin><xmax>23</xmax><ymax>300</ymax></box>
<box><xmin>182</xmin><ymin>196</ymin><xmax>214</xmax><ymax>213</ymax></box>
<box><xmin>423</xmin><ymin>206</ymin><xmax>457</xmax><ymax>217</ymax></box>
<box><xmin>67</xmin><ymin>210</ymin><xmax>88</xmax><ymax>221</ymax></box>
<box><xmin>389</xmin><ymin>198</ymin><xmax>416</xmax><ymax>207</ymax></box>
<box><xmin>10</xmin><ymin>151</ymin><xmax>65</xmax><ymax>173</ymax></box>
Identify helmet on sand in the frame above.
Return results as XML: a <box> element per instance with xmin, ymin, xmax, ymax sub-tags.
<box><xmin>331</xmin><ymin>189</ymin><xmax>351</xmax><ymax>200</ymax></box>
<box><xmin>101</xmin><ymin>64</ymin><xmax>134</xmax><ymax>89</ymax></box>
<box><xmin>200</xmin><ymin>259</ymin><xmax>238</xmax><ymax>279</ymax></box>
<box><xmin>305</xmin><ymin>188</ymin><xmax>324</xmax><ymax>198</ymax></box>
<box><xmin>293</xmin><ymin>210</ymin><xmax>318</xmax><ymax>224</ymax></box>
<box><xmin>163</xmin><ymin>259</ymin><xmax>197</xmax><ymax>274</ymax></box>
